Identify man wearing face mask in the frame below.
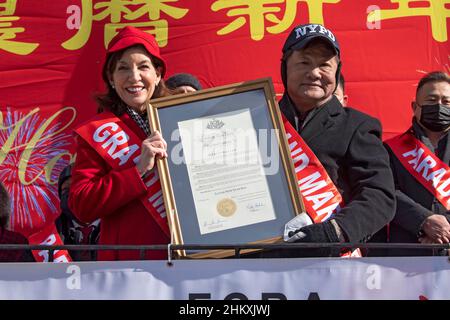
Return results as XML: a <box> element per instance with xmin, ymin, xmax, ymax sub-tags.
<box><xmin>381</xmin><ymin>71</ymin><xmax>450</xmax><ymax>256</ymax></box>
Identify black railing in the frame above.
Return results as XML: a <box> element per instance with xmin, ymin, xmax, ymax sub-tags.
<box><xmin>0</xmin><ymin>242</ymin><xmax>449</xmax><ymax>262</ymax></box>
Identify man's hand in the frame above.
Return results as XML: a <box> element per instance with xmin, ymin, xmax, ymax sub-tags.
<box><xmin>420</xmin><ymin>214</ymin><xmax>450</xmax><ymax>244</ymax></box>
<box><xmin>418</xmin><ymin>235</ymin><xmax>437</xmax><ymax>244</ymax></box>
<box><xmin>289</xmin><ymin>220</ymin><xmax>341</xmax><ymax>243</ymax></box>
<box><xmin>284</xmin><ymin>212</ymin><xmax>313</xmax><ymax>242</ymax></box>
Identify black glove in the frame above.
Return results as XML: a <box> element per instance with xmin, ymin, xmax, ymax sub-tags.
<box><xmin>291</xmin><ymin>221</ymin><xmax>340</xmax><ymax>243</ymax></box>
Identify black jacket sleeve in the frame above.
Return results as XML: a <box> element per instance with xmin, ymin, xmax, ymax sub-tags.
<box><xmin>384</xmin><ymin>144</ymin><xmax>433</xmax><ymax>237</ymax></box>
<box><xmin>334</xmin><ymin>118</ymin><xmax>396</xmax><ymax>243</ymax></box>
<box><xmin>394</xmin><ymin>190</ymin><xmax>432</xmax><ymax>236</ymax></box>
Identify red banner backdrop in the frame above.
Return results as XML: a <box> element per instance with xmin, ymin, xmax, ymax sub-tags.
<box><xmin>0</xmin><ymin>0</ymin><xmax>448</xmax><ymax>244</ymax></box>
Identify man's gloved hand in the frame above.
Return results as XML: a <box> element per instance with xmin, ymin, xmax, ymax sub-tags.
<box><xmin>289</xmin><ymin>220</ymin><xmax>341</xmax><ymax>243</ymax></box>
<box><xmin>284</xmin><ymin>212</ymin><xmax>313</xmax><ymax>242</ymax></box>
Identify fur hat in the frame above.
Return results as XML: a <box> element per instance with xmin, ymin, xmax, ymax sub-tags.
<box><xmin>166</xmin><ymin>73</ymin><xmax>202</xmax><ymax>91</ymax></box>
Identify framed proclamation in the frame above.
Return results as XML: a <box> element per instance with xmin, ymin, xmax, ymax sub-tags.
<box><xmin>147</xmin><ymin>78</ymin><xmax>304</xmax><ymax>258</ymax></box>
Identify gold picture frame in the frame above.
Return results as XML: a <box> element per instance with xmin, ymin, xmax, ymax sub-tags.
<box><xmin>147</xmin><ymin>78</ymin><xmax>304</xmax><ymax>258</ymax></box>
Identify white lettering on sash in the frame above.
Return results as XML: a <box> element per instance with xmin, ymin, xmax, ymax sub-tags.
<box><xmin>437</xmin><ymin>178</ymin><xmax>450</xmax><ymax>198</ymax></box>
<box><xmin>287</xmin><ymin>134</ymin><xmax>309</xmax><ymax>172</ymax></box>
<box><xmin>416</xmin><ymin>155</ymin><xmax>436</xmax><ymax>180</ymax></box>
<box><xmin>288</xmin><ymin>140</ymin><xmax>296</xmax><ymax>151</ymax></box>
<box><xmin>402</xmin><ymin>147</ymin><xmax>435</xmax><ymax>175</ymax></box>
<box><xmin>285</xmin><ymin>130</ymin><xmax>340</xmax><ymax>217</ymax></box>
<box><xmin>305</xmin><ymin>191</ymin><xmax>334</xmax><ymax>210</ymax></box>
<box><xmin>427</xmin><ymin>168</ymin><xmax>446</xmax><ymax>187</ymax></box>
<box><xmin>299</xmin><ymin>172</ymin><xmax>327</xmax><ymax>196</ymax></box>
<box><xmin>400</xmin><ymin>143</ymin><xmax>450</xmax><ymax>204</ymax></box>
<box><xmin>149</xmin><ymin>190</ymin><xmax>166</xmax><ymax>218</ymax></box>
<box><xmin>37</xmin><ymin>234</ymin><xmax>56</xmax><ymax>262</ymax></box>
<box><xmin>93</xmin><ymin>122</ymin><xmax>139</xmax><ymax>166</ymax></box>
<box><xmin>291</xmin><ymin>145</ymin><xmax>302</xmax><ymax>156</ymax></box>
<box><xmin>149</xmin><ymin>190</ymin><xmax>164</xmax><ymax>207</ymax></box>
<box><xmin>410</xmin><ymin>148</ymin><xmax>424</xmax><ymax>169</ymax></box>
<box><xmin>316</xmin><ymin>202</ymin><xmax>340</xmax><ymax>220</ymax></box>
<box><xmin>93</xmin><ymin>122</ymin><xmax>118</xmax><ymax>142</ymax></box>
<box><xmin>145</xmin><ymin>170</ymin><xmax>159</xmax><ymax>188</ymax></box>
<box><xmin>112</xmin><ymin>144</ymin><xmax>139</xmax><ymax>166</ymax></box>
<box><xmin>294</xmin><ymin>152</ymin><xmax>309</xmax><ymax>173</ymax></box>
<box><xmin>102</xmin><ymin>131</ymin><xmax>128</xmax><ymax>155</ymax></box>
<box><xmin>143</xmin><ymin>170</ymin><xmax>166</xmax><ymax>218</ymax></box>
<box><xmin>402</xmin><ymin>147</ymin><xmax>418</xmax><ymax>158</ymax></box>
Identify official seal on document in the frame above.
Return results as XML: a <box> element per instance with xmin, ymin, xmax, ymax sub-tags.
<box><xmin>216</xmin><ymin>198</ymin><xmax>236</xmax><ymax>217</ymax></box>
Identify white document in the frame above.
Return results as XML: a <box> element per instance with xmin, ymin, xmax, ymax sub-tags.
<box><xmin>178</xmin><ymin>109</ymin><xmax>276</xmax><ymax>235</ymax></box>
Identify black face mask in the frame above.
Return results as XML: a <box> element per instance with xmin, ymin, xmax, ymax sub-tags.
<box><xmin>420</xmin><ymin>103</ymin><xmax>450</xmax><ymax>132</ymax></box>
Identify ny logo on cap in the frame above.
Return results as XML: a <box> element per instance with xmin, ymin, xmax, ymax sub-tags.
<box><xmin>295</xmin><ymin>24</ymin><xmax>336</xmax><ymax>42</ymax></box>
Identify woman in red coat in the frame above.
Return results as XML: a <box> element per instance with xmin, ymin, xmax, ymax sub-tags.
<box><xmin>69</xmin><ymin>26</ymin><xmax>171</xmax><ymax>261</ymax></box>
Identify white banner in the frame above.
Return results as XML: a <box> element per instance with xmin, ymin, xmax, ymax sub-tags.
<box><xmin>0</xmin><ymin>256</ymin><xmax>448</xmax><ymax>300</ymax></box>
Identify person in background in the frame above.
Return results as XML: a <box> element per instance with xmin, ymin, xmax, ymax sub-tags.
<box><xmin>68</xmin><ymin>26</ymin><xmax>172</xmax><ymax>261</ymax></box>
<box><xmin>278</xmin><ymin>23</ymin><xmax>395</xmax><ymax>256</ymax></box>
<box><xmin>56</xmin><ymin>164</ymin><xmax>100</xmax><ymax>261</ymax></box>
<box><xmin>166</xmin><ymin>72</ymin><xmax>202</xmax><ymax>93</ymax></box>
<box><xmin>377</xmin><ymin>71</ymin><xmax>450</xmax><ymax>256</ymax></box>
<box><xmin>334</xmin><ymin>73</ymin><xmax>348</xmax><ymax>106</ymax></box>
<box><xmin>0</xmin><ymin>182</ymin><xmax>34</xmax><ymax>262</ymax></box>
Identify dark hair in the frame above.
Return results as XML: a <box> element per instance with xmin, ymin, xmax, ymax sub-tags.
<box><xmin>58</xmin><ymin>164</ymin><xmax>72</xmax><ymax>199</ymax></box>
<box><xmin>416</xmin><ymin>71</ymin><xmax>450</xmax><ymax>95</ymax></box>
<box><xmin>0</xmin><ymin>182</ymin><xmax>10</xmax><ymax>228</ymax></box>
<box><xmin>95</xmin><ymin>44</ymin><xmax>173</xmax><ymax>115</ymax></box>
<box><xmin>338</xmin><ymin>73</ymin><xmax>345</xmax><ymax>91</ymax></box>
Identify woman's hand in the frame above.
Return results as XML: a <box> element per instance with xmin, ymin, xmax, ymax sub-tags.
<box><xmin>136</xmin><ymin>130</ymin><xmax>167</xmax><ymax>176</ymax></box>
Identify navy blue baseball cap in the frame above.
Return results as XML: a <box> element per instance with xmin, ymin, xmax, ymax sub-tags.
<box><xmin>281</xmin><ymin>24</ymin><xmax>341</xmax><ymax>89</ymax></box>
<box><xmin>282</xmin><ymin>24</ymin><xmax>340</xmax><ymax>58</ymax></box>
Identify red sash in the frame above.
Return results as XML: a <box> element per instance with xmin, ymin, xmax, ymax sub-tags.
<box><xmin>28</xmin><ymin>223</ymin><xmax>72</xmax><ymax>262</ymax></box>
<box><xmin>283</xmin><ymin>116</ymin><xmax>343</xmax><ymax>222</ymax></box>
<box><xmin>75</xmin><ymin>112</ymin><xmax>169</xmax><ymax>237</ymax></box>
<box><xmin>386</xmin><ymin>130</ymin><xmax>450</xmax><ymax>210</ymax></box>
<box><xmin>283</xmin><ymin>116</ymin><xmax>360</xmax><ymax>257</ymax></box>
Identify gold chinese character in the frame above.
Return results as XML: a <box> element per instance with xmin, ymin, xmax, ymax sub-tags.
<box><xmin>212</xmin><ymin>0</ymin><xmax>283</xmax><ymax>41</ymax></box>
<box><xmin>211</xmin><ymin>0</ymin><xmax>340</xmax><ymax>41</ymax></box>
<box><xmin>367</xmin><ymin>0</ymin><xmax>450</xmax><ymax>42</ymax></box>
<box><xmin>267</xmin><ymin>0</ymin><xmax>340</xmax><ymax>34</ymax></box>
<box><xmin>0</xmin><ymin>0</ymin><xmax>39</xmax><ymax>55</ymax></box>
<box><xmin>62</xmin><ymin>0</ymin><xmax>189</xmax><ymax>50</ymax></box>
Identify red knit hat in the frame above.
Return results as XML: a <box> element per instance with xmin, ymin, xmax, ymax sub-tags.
<box><xmin>107</xmin><ymin>26</ymin><xmax>166</xmax><ymax>77</ymax></box>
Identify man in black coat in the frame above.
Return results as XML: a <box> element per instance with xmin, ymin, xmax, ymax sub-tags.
<box><xmin>280</xmin><ymin>24</ymin><xmax>395</xmax><ymax>251</ymax></box>
<box><xmin>378</xmin><ymin>71</ymin><xmax>450</xmax><ymax>256</ymax></box>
